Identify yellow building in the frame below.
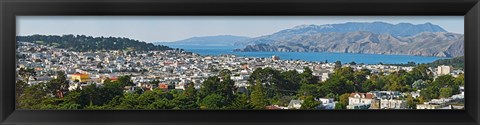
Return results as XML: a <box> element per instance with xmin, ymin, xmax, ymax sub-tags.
<box><xmin>71</xmin><ymin>74</ymin><xmax>90</xmax><ymax>82</ymax></box>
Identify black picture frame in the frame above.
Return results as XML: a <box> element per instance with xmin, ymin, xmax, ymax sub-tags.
<box><xmin>1</xmin><ymin>0</ymin><xmax>479</xmax><ymax>125</ymax></box>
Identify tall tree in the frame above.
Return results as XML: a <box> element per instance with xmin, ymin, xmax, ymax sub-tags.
<box><xmin>250</xmin><ymin>80</ymin><xmax>268</xmax><ymax>109</ymax></box>
<box><xmin>15</xmin><ymin>80</ymin><xmax>29</xmax><ymax>107</ymax></box>
<box><xmin>173</xmin><ymin>82</ymin><xmax>199</xmax><ymax>109</ymax></box>
<box><xmin>299</xmin><ymin>67</ymin><xmax>318</xmax><ymax>84</ymax></box>
<box><xmin>198</xmin><ymin>76</ymin><xmax>221</xmax><ymax>98</ymax></box>
<box><xmin>334</xmin><ymin>61</ymin><xmax>342</xmax><ymax>70</ymax></box>
<box><xmin>335</xmin><ymin>93</ymin><xmax>350</xmax><ymax>109</ymax></box>
<box><xmin>219</xmin><ymin>76</ymin><xmax>235</xmax><ymax>102</ymax></box>
<box><xmin>228</xmin><ymin>94</ymin><xmax>254</xmax><ymax>109</ymax></box>
<box><xmin>118</xmin><ymin>75</ymin><xmax>134</xmax><ymax>87</ymax></box>
<box><xmin>278</xmin><ymin>70</ymin><xmax>301</xmax><ymax>95</ymax></box>
<box><xmin>18</xmin><ymin>67</ymin><xmax>36</xmax><ymax>83</ymax></box>
<box><xmin>406</xmin><ymin>94</ymin><xmax>415</xmax><ymax>109</ymax></box>
<box><xmin>46</xmin><ymin>71</ymin><xmax>69</xmax><ymax>98</ymax></box>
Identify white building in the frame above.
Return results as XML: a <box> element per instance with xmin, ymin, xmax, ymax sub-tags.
<box><xmin>417</xmin><ymin>104</ymin><xmax>442</xmax><ymax>109</ymax></box>
<box><xmin>320</xmin><ymin>73</ymin><xmax>329</xmax><ymax>82</ymax></box>
<box><xmin>347</xmin><ymin>93</ymin><xmax>376</xmax><ymax>109</ymax></box>
<box><xmin>317</xmin><ymin>98</ymin><xmax>336</xmax><ymax>109</ymax></box>
<box><xmin>288</xmin><ymin>100</ymin><xmax>304</xmax><ymax>109</ymax></box>
<box><xmin>437</xmin><ymin>65</ymin><xmax>453</xmax><ymax>76</ymax></box>
<box><xmin>380</xmin><ymin>99</ymin><xmax>408</xmax><ymax>109</ymax></box>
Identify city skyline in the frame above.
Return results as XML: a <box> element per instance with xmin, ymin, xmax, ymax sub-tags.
<box><xmin>17</xmin><ymin>16</ymin><xmax>463</xmax><ymax>42</ymax></box>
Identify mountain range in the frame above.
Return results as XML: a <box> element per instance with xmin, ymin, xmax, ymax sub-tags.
<box><xmin>155</xmin><ymin>35</ymin><xmax>250</xmax><ymax>46</ymax></box>
<box><xmin>152</xmin><ymin>22</ymin><xmax>463</xmax><ymax>57</ymax></box>
<box><xmin>233</xmin><ymin>22</ymin><xmax>463</xmax><ymax>57</ymax></box>
<box><xmin>233</xmin><ymin>22</ymin><xmax>447</xmax><ymax>46</ymax></box>
<box><xmin>234</xmin><ymin>31</ymin><xmax>463</xmax><ymax>57</ymax></box>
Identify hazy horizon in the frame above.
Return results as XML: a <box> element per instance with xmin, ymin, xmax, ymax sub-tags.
<box><xmin>17</xmin><ymin>16</ymin><xmax>464</xmax><ymax>43</ymax></box>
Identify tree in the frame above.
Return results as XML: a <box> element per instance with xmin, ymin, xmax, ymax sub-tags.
<box><xmin>361</xmin><ymin>80</ymin><xmax>376</xmax><ymax>92</ymax></box>
<box><xmin>81</xmin><ymin>84</ymin><xmax>100</xmax><ymax>107</ymax></box>
<box><xmin>199</xmin><ymin>94</ymin><xmax>228</xmax><ymax>109</ymax></box>
<box><xmin>412</xmin><ymin>80</ymin><xmax>427</xmax><ymax>90</ymax></box>
<box><xmin>349</xmin><ymin>61</ymin><xmax>357</xmax><ymax>65</ymax></box>
<box><xmin>61</xmin><ymin>90</ymin><xmax>85</xmax><ymax>109</ymax></box>
<box><xmin>250</xmin><ymin>80</ymin><xmax>268</xmax><ymax>109</ymax></box>
<box><xmin>247</xmin><ymin>68</ymin><xmax>283</xmax><ymax>99</ymax></box>
<box><xmin>318</xmin><ymin>67</ymin><xmax>356</xmax><ymax>96</ymax></box>
<box><xmin>115</xmin><ymin>93</ymin><xmax>141</xmax><ymax>109</ymax></box>
<box><xmin>454</xmin><ymin>74</ymin><xmax>464</xmax><ymax>86</ymax></box>
<box><xmin>18</xmin><ymin>67</ymin><xmax>36</xmax><ymax>83</ymax></box>
<box><xmin>118</xmin><ymin>75</ymin><xmax>134</xmax><ymax>87</ymax></box>
<box><xmin>185</xmin><ymin>82</ymin><xmax>197</xmax><ymax>97</ymax></box>
<box><xmin>420</xmin><ymin>86</ymin><xmax>439</xmax><ymax>101</ymax></box>
<box><xmin>325</xmin><ymin>93</ymin><xmax>337</xmax><ymax>99</ymax></box>
<box><xmin>18</xmin><ymin>83</ymin><xmax>47</xmax><ymax>109</ymax></box>
<box><xmin>334</xmin><ymin>67</ymin><xmax>354</xmax><ymax>80</ymax></box>
<box><xmin>15</xmin><ymin>80</ymin><xmax>29</xmax><ymax>107</ymax></box>
<box><xmin>334</xmin><ymin>61</ymin><xmax>342</xmax><ymax>70</ymax></box>
<box><xmin>406</xmin><ymin>94</ymin><xmax>415</xmax><ymax>109</ymax></box>
<box><xmin>219</xmin><ymin>76</ymin><xmax>235</xmax><ymax>102</ymax></box>
<box><xmin>298</xmin><ymin>84</ymin><xmax>321</xmax><ymax>97</ymax></box>
<box><xmin>172</xmin><ymin>83</ymin><xmax>199</xmax><ymax>109</ymax></box>
<box><xmin>301</xmin><ymin>96</ymin><xmax>320</xmax><ymax>109</ymax></box>
<box><xmin>299</xmin><ymin>67</ymin><xmax>318</xmax><ymax>84</ymax></box>
<box><xmin>409</xmin><ymin>64</ymin><xmax>432</xmax><ymax>81</ymax></box>
<box><xmin>383</xmin><ymin>71</ymin><xmax>410</xmax><ymax>92</ymax></box>
<box><xmin>132</xmin><ymin>89</ymin><xmax>175</xmax><ymax>109</ymax></box>
<box><xmin>353</xmin><ymin>69</ymin><xmax>371</xmax><ymax>91</ymax></box>
<box><xmin>17</xmin><ymin>35</ymin><xmax>173</xmax><ymax>52</ymax></box>
<box><xmin>97</xmin><ymin>62</ymin><xmax>104</xmax><ymax>69</ymax></box>
<box><xmin>228</xmin><ymin>94</ymin><xmax>254</xmax><ymax>109</ymax></box>
<box><xmin>369</xmin><ymin>74</ymin><xmax>386</xmax><ymax>91</ymax></box>
<box><xmin>439</xmin><ymin>87</ymin><xmax>453</xmax><ymax>98</ymax></box>
<box><xmin>335</xmin><ymin>93</ymin><xmax>350</xmax><ymax>109</ymax></box>
<box><xmin>93</xmin><ymin>81</ymin><xmax>124</xmax><ymax>107</ymax></box>
<box><xmin>38</xmin><ymin>71</ymin><xmax>70</xmax><ymax>98</ymax></box>
<box><xmin>433</xmin><ymin>75</ymin><xmax>455</xmax><ymax>88</ymax></box>
<box><xmin>198</xmin><ymin>76</ymin><xmax>221</xmax><ymax>98</ymax></box>
<box><xmin>219</xmin><ymin>69</ymin><xmax>232</xmax><ymax>78</ymax></box>
<box><xmin>278</xmin><ymin>70</ymin><xmax>301</xmax><ymax>95</ymax></box>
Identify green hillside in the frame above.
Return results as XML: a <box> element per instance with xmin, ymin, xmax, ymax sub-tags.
<box><xmin>17</xmin><ymin>35</ymin><xmax>173</xmax><ymax>52</ymax></box>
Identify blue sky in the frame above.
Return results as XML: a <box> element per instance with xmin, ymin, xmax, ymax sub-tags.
<box><xmin>17</xmin><ymin>16</ymin><xmax>464</xmax><ymax>43</ymax></box>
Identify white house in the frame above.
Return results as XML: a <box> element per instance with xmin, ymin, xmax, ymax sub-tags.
<box><xmin>380</xmin><ymin>99</ymin><xmax>408</xmax><ymax>109</ymax></box>
<box><xmin>347</xmin><ymin>93</ymin><xmax>376</xmax><ymax>109</ymax></box>
<box><xmin>288</xmin><ymin>100</ymin><xmax>304</xmax><ymax>109</ymax></box>
<box><xmin>317</xmin><ymin>98</ymin><xmax>336</xmax><ymax>109</ymax></box>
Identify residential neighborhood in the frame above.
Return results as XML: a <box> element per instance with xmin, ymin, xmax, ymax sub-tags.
<box><xmin>16</xmin><ymin>41</ymin><xmax>464</xmax><ymax>110</ymax></box>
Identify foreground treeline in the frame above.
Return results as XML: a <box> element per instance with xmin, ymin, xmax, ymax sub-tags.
<box><xmin>16</xmin><ymin>64</ymin><xmax>464</xmax><ymax>110</ymax></box>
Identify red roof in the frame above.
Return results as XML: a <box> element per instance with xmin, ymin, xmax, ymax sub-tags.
<box><xmin>266</xmin><ymin>105</ymin><xmax>281</xmax><ymax>109</ymax></box>
<box><xmin>350</xmin><ymin>92</ymin><xmax>375</xmax><ymax>99</ymax></box>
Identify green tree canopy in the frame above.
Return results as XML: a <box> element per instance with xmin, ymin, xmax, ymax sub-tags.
<box><xmin>300</xmin><ymin>96</ymin><xmax>320</xmax><ymax>109</ymax></box>
<box><xmin>250</xmin><ymin>80</ymin><xmax>268</xmax><ymax>109</ymax></box>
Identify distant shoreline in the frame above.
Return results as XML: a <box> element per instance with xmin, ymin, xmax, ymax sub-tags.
<box><xmin>164</xmin><ymin>44</ymin><xmax>450</xmax><ymax>65</ymax></box>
